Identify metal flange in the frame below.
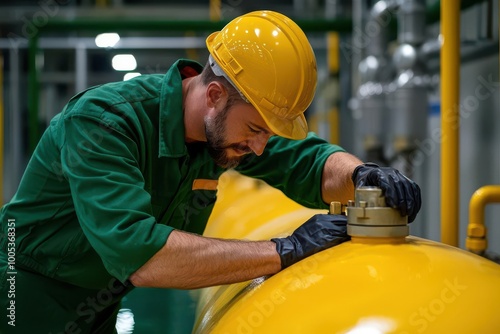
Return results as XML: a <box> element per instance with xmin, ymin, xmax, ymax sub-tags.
<box><xmin>346</xmin><ymin>186</ymin><xmax>409</xmax><ymax>238</ymax></box>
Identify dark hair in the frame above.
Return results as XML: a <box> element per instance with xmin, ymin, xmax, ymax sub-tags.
<box><xmin>200</xmin><ymin>60</ymin><xmax>246</xmax><ymax>110</ymax></box>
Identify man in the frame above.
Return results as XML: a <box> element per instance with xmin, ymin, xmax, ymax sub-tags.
<box><xmin>0</xmin><ymin>10</ymin><xmax>420</xmax><ymax>333</ymax></box>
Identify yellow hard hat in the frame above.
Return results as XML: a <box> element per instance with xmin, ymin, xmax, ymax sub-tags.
<box><xmin>206</xmin><ymin>10</ymin><xmax>317</xmax><ymax>140</ymax></box>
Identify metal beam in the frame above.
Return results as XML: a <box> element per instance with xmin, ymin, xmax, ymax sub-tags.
<box><xmin>38</xmin><ymin>18</ymin><xmax>353</xmax><ymax>33</ymax></box>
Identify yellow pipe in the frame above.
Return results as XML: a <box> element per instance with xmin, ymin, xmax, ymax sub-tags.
<box><xmin>328</xmin><ymin>107</ymin><xmax>339</xmax><ymax>144</ymax></box>
<box><xmin>209</xmin><ymin>0</ymin><xmax>221</xmax><ymax>21</ymax></box>
<box><xmin>0</xmin><ymin>53</ymin><xmax>4</xmax><ymax>206</ymax></box>
<box><xmin>198</xmin><ymin>0</ymin><xmax>221</xmax><ymax>61</ymax></box>
<box><xmin>327</xmin><ymin>32</ymin><xmax>340</xmax><ymax>144</ymax></box>
<box><xmin>466</xmin><ymin>185</ymin><xmax>500</xmax><ymax>254</ymax></box>
<box><xmin>327</xmin><ymin>32</ymin><xmax>339</xmax><ymax>75</ymax></box>
<box><xmin>95</xmin><ymin>0</ymin><xmax>107</xmax><ymax>7</ymax></box>
<box><xmin>184</xmin><ymin>31</ymin><xmax>200</xmax><ymax>63</ymax></box>
<box><xmin>440</xmin><ymin>0</ymin><xmax>460</xmax><ymax>246</ymax></box>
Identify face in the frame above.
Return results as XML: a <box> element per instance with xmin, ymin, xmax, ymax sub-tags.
<box><xmin>205</xmin><ymin>102</ymin><xmax>274</xmax><ymax>169</ymax></box>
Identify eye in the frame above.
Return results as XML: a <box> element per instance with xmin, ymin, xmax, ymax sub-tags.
<box><xmin>249</xmin><ymin>126</ymin><xmax>260</xmax><ymax>133</ymax></box>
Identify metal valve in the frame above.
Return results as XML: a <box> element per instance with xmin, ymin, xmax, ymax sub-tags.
<box><xmin>345</xmin><ymin>186</ymin><xmax>409</xmax><ymax>238</ymax></box>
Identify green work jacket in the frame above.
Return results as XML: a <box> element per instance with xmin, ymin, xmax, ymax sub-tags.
<box><xmin>0</xmin><ymin>59</ymin><xmax>344</xmax><ymax>291</ymax></box>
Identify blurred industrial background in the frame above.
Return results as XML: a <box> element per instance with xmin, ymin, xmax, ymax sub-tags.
<box><xmin>0</xmin><ymin>0</ymin><xmax>498</xmax><ymax>333</ymax></box>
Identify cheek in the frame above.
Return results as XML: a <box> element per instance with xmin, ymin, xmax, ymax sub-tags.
<box><xmin>223</xmin><ymin>122</ymin><xmax>247</xmax><ymax>144</ymax></box>
<box><xmin>222</xmin><ymin>104</ymin><xmax>263</xmax><ymax>143</ymax></box>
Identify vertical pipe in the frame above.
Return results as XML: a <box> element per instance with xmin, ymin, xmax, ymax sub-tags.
<box><xmin>9</xmin><ymin>46</ymin><xmax>21</xmax><ymax>199</ymax></box>
<box><xmin>327</xmin><ymin>32</ymin><xmax>340</xmax><ymax>144</ymax></box>
<box><xmin>351</xmin><ymin>0</ymin><xmax>365</xmax><ymax>92</ymax></box>
<box><xmin>28</xmin><ymin>34</ymin><xmax>40</xmax><ymax>153</ymax></box>
<box><xmin>351</xmin><ymin>0</ymin><xmax>368</xmax><ymax>158</ymax></box>
<box><xmin>75</xmin><ymin>42</ymin><xmax>88</xmax><ymax>93</ymax></box>
<box><xmin>466</xmin><ymin>185</ymin><xmax>500</xmax><ymax>254</ymax></box>
<box><xmin>205</xmin><ymin>0</ymin><xmax>221</xmax><ymax>61</ymax></box>
<box><xmin>440</xmin><ymin>0</ymin><xmax>460</xmax><ymax>246</ymax></box>
<box><xmin>209</xmin><ymin>0</ymin><xmax>221</xmax><ymax>21</ymax></box>
<box><xmin>0</xmin><ymin>53</ymin><xmax>3</xmax><ymax>205</ymax></box>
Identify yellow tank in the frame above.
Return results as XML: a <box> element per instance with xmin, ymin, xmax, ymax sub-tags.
<box><xmin>194</xmin><ymin>171</ymin><xmax>500</xmax><ymax>333</ymax></box>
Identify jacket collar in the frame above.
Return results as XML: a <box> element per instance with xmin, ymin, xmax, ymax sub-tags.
<box><xmin>158</xmin><ymin>59</ymin><xmax>203</xmax><ymax>158</ymax></box>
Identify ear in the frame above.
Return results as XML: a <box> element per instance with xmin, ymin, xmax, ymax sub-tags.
<box><xmin>206</xmin><ymin>82</ymin><xmax>227</xmax><ymax>108</ymax></box>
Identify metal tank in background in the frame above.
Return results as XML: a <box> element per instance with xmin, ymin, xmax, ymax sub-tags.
<box><xmin>193</xmin><ymin>171</ymin><xmax>500</xmax><ymax>334</ymax></box>
<box><xmin>352</xmin><ymin>0</ymin><xmax>434</xmax><ymax>177</ymax></box>
<box><xmin>354</xmin><ymin>0</ymin><xmax>396</xmax><ymax>165</ymax></box>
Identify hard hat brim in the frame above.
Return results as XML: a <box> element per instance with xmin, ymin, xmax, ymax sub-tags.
<box><xmin>258</xmin><ymin>109</ymin><xmax>308</xmax><ymax>140</ymax></box>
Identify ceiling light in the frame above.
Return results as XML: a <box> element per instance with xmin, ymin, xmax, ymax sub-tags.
<box><xmin>112</xmin><ymin>54</ymin><xmax>137</xmax><ymax>71</ymax></box>
<box><xmin>95</xmin><ymin>33</ymin><xmax>120</xmax><ymax>48</ymax></box>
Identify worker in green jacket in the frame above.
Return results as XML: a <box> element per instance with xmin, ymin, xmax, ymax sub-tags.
<box><xmin>0</xmin><ymin>10</ymin><xmax>421</xmax><ymax>333</ymax></box>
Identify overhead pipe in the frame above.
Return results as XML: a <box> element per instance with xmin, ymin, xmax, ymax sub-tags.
<box><xmin>40</xmin><ymin>18</ymin><xmax>353</xmax><ymax>33</ymax></box>
<box><xmin>440</xmin><ymin>0</ymin><xmax>460</xmax><ymax>246</ymax></box>
<box><xmin>466</xmin><ymin>185</ymin><xmax>500</xmax><ymax>254</ymax></box>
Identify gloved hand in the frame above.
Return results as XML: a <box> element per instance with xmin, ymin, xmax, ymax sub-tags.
<box><xmin>271</xmin><ymin>214</ymin><xmax>350</xmax><ymax>269</ymax></box>
<box><xmin>352</xmin><ymin>163</ymin><xmax>422</xmax><ymax>223</ymax></box>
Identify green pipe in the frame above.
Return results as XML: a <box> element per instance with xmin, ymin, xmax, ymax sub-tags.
<box><xmin>28</xmin><ymin>34</ymin><xmax>40</xmax><ymax>153</ymax></box>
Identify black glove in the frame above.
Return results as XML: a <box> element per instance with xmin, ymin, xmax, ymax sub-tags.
<box><xmin>352</xmin><ymin>163</ymin><xmax>422</xmax><ymax>223</ymax></box>
<box><xmin>271</xmin><ymin>214</ymin><xmax>350</xmax><ymax>269</ymax></box>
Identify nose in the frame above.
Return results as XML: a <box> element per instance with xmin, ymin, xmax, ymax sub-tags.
<box><xmin>247</xmin><ymin>133</ymin><xmax>270</xmax><ymax>156</ymax></box>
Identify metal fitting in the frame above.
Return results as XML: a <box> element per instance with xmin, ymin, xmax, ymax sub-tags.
<box><xmin>347</xmin><ymin>186</ymin><xmax>408</xmax><ymax>237</ymax></box>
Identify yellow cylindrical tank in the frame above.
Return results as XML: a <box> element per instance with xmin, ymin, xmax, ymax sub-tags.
<box><xmin>194</xmin><ymin>171</ymin><xmax>500</xmax><ymax>334</ymax></box>
<box><xmin>205</xmin><ymin>170</ymin><xmax>326</xmax><ymax>241</ymax></box>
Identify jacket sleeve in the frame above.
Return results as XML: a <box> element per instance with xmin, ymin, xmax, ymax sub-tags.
<box><xmin>60</xmin><ymin>114</ymin><xmax>173</xmax><ymax>283</ymax></box>
<box><xmin>235</xmin><ymin>132</ymin><xmax>345</xmax><ymax>209</ymax></box>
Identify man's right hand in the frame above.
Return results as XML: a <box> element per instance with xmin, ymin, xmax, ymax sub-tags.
<box><xmin>351</xmin><ymin>163</ymin><xmax>422</xmax><ymax>223</ymax></box>
<box><xmin>271</xmin><ymin>214</ymin><xmax>350</xmax><ymax>269</ymax></box>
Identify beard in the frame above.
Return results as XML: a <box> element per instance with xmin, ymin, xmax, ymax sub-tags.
<box><xmin>205</xmin><ymin>105</ymin><xmax>252</xmax><ymax>169</ymax></box>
